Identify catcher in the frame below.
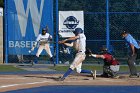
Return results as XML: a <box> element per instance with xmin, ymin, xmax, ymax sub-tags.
<box><xmin>86</xmin><ymin>47</ymin><xmax>120</xmax><ymax>78</ymax></box>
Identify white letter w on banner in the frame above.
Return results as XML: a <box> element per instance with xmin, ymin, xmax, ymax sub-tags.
<box><xmin>14</xmin><ymin>0</ymin><xmax>44</xmax><ymax>37</ymax></box>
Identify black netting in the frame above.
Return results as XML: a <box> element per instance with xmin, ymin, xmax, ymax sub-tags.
<box><xmin>58</xmin><ymin>0</ymin><xmax>140</xmax><ymax>65</ymax></box>
<box><xmin>5</xmin><ymin>0</ymin><xmax>140</xmax><ymax>65</ymax></box>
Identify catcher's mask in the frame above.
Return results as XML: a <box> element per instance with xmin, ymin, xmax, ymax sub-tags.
<box><xmin>73</xmin><ymin>28</ymin><xmax>83</xmax><ymax>36</ymax></box>
<box><xmin>101</xmin><ymin>47</ymin><xmax>108</xmax><ymax>54</ymax></box>
<box><xmin>42</xmin><ymin>28</ymin><xmax>47</xmax><ymax>35</ymax></box>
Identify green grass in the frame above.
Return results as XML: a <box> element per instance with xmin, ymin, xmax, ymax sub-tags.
<box><xmin>0</xmin><ymin>65</ymin><xmax>25</xmax><ymax>72</ymax></box>
<box><xmin>49</xmin><ymin>65</ymin><xmax>140</xmax><ymax>72</ymax></box>
<box><xmin>0</xmin><ymin>64</ymin><xmax>139</xmax><ymax>72</ymax></box>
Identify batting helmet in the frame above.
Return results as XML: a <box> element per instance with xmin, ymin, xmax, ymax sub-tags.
<box><xmin>42</xmin><ymin>28</ymin><xmax>47</xmax><ymax>35</ymax></box>
<box><xmin>73</xmin><ymin>28</ymin><xmax>83</xmax><ymax>35</ymax></box>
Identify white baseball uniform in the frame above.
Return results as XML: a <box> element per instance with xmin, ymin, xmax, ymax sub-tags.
<box><xmin>70</xmin><ymin>33</ymin><xmax>86</xmax><ymax>73</ymax></box>
<box><xmin>35</xmin><ymin>33</ymin><xmax>53</xmax><ymax>58</ymax></box>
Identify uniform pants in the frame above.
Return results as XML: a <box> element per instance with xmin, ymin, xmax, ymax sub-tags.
<box><xmin>103</xmin><ymin>65</ymin><xmax>119</xmax><ymax>77</ymax></box>
<box><xmin>128</xmin><ymin>54</ymin><xmax>138</xmax><ymax>75</ymax></box>
<box><xmin>70</xmin><ymin>52</ymin><xmax>86</xmax><ymax>73</ymax></box>
<box><xmin>36</xmin><ymin>44</ymin><xmax>53</xmax><ymax>57</ymax></box>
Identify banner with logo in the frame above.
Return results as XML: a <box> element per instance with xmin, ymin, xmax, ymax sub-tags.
<box><xmin>59</xmin><ymin>11</ymin><xmax>84</xmax><ymax>37</ymax></box>
<box><xmin>5</xmin><ymin>0</ymin><xmax>53</xmax><ymax>55</ymax></box>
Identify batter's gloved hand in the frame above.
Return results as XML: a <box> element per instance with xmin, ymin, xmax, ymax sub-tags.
<box><xmin>85</xmin><ymin>48</ymin><xmax>93</xmax><ymax>56</ymax></box>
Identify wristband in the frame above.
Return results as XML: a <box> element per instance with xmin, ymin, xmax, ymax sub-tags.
<box><xmin>65</xmin><ymin>39</ymin><xmax>68</xmax><ymax>41</ymax></box>
<box><xmin>91</xmin><ymin>54</ymin><xmax>96</xmax><ymax>57</ymax></box>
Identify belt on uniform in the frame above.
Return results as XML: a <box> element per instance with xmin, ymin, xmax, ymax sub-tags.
<box><xmin>78</xmin><ymin>51</ymin><xmax>85</xmax><ymax>53</ymax></box>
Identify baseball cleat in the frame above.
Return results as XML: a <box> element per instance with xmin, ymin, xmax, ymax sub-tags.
<box><xmin>112</xmin><ymin>75</ymin><xmax>120</xmax><ymax>79</ymax></box>
<box><xmin>129</xmin><ymin>74</ymin><xmax>139</xmax><ymax>78</ymax></box>
<box><xmin>58</xmin><ymin>77</ymin><xmax>65</xmax><ymax>81</ymax></box>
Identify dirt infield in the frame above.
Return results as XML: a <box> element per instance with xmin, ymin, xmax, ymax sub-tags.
<box><xmin>0</xmin><ymin>73</ymin><xmax>140</xmax><ymax>92</ymax></box>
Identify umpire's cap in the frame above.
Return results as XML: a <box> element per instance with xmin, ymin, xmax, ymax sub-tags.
<box><xmin>121</xmin><ymin>31</ymin><xmax>129</xmax><ymax>38</ymax></box>
<box><xmin>73</xmin><ymin>28</ymin><xmax>83</xmax><ymax>35</ymax></box>
<box><xmin>121</xmin><ymin>31</ymin><xmax>128</xmax><ymax>35</ymax></box>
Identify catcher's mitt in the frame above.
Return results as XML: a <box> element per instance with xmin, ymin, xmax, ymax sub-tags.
<box><xmin>85</xmin><ymin>48</ymin><xmax>92</xmax><ymax>56</ymax></box>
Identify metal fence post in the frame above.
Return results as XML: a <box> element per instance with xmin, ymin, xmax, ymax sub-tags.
<box><xmin>4</xmin><ymin>0</ymin><xmax>8</xmax><ymax>64</ymax></box>
<box><xmin>55</xmin><ymin>0</ymin><xmax>59</xmax><ymax>64</ymax></box>
<box><xmin>106</xmin><ymin>0</ymin><xmax>110</xmax><ymax>50</ymax></box>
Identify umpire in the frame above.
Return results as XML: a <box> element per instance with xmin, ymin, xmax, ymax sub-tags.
<box><xmin>121</xmin><ymin>31</ymin><xmax>140</xmax><ymax>78</ymax></box>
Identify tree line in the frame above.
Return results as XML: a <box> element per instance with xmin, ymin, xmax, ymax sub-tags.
<box><xmin>0</xmin><ymin>0</ymin><xmax>3</xmax><ymax>7</ymax></box>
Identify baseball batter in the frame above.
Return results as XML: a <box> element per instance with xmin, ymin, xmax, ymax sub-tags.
<box><xmin>32</xmin><ymin>28</ymin><xmax>55</xmax><ymax>66</ymax></box>
<box><xmin>58</xmin><ymin>28</ymin><xmax>94</xmax><ymax>81</ymax></box>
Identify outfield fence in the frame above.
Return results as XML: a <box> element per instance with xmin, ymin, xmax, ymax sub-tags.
<box><xmin>4</xmin><ymin>0</ymin><xmax>140</xmax><ymax>65</ymax></box>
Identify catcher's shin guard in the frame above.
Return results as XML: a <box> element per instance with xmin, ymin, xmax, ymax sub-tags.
<box><xmin>103</xmin><ymin>66</ymin><xmax>117</xmax><ymax>77</ymax></box>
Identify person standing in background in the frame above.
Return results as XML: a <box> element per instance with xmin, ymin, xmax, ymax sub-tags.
<box><xmin>31</xmin><ymin>27</ymin><xmax>55</xmax><ymax>67</ymax></box>
<box><xmin>121</xmin><ymin>31</ymin><xmax>139</xmax><ymax>78</ymax></box>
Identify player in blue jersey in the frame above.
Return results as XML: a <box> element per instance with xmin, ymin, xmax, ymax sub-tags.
<box><xmin>121</xmin><ymin>31</ymin><xmax>140</xmax><ymax>78</ymax></box>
